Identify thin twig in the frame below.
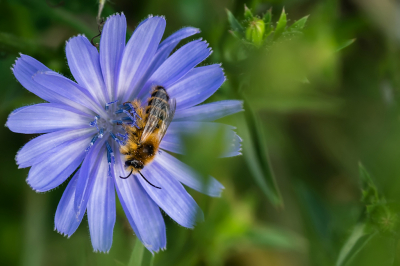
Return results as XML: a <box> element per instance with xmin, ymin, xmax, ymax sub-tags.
<box><xmin>91</xmin><ymin>0</ymin><xmax>106</xmax><ymax>47</ymax></box>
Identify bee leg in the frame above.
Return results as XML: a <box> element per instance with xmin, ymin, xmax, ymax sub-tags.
<box><xmin>120</xmin><ymin>169</ymin><xmax>133</xmax><ymax>179</ymax></box>
<box><xmin>138</xmin><ymin>171</ymin><xmax>161</xmax><ymax>189</ymax></box>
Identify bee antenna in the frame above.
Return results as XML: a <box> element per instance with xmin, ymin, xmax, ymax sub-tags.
<box><xmin>138</xmin><ymin>171</ymin><xmax>161</xmax><ymax>189</ymax></box>
<box><xmin>120</xmin><ymin>169</ymin><xmax>133</xmax><ymax>179</ymax></box>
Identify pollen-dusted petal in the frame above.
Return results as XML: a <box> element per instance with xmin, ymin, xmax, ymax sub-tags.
<box><xmin>87</xmin><ymin>151</ymin><xmax>116</xmax><ymax>253</ymax></box>
<box><xmin>6</xmin><ymin>103</ymin><xmax>92</xmax><ymax>134</ymax></box>
<box><xmin>138</xmin><ymin>39</ymin><xmax>212</xmax><ymax>101</ymax></box>
<box><xmin>160</xmin><ymin>122</ymin><xmax>242</xmax><ymax>157</ymax></box>
<box><xmin>114</xmin><ymin>149</ymin><xmax>166</xmax><ymax>252</ymax></box>
<box><xmin>17</xmin><ymin>127</ymin><xmax>96</xmax><ymax>168</ymax></box>
<box><xmin>66</xmin><ymin>35</ymin><xmax>108</xmax><ymax>104</ymax></box>
<box><xmin>100</xmin><ymin>13</ymin><xmax>127</xmax><ymax>101</ymax></box>
<box><xmin>116</xmin><ymin>16</ymin><xmax>166</xmax><ymax>101</ymax></box>
<box><xmin>154</xmin><ymin>152</ymin><xmax>224</xmax><ymax>197</ymax></box>
<box><xmin>55</xmin><ymin>170</ymin><xmax>85</xmax><ymax>237</ymax></box>
<box><xmin>27</xmin><ymin>134</ymin><xmax>92</xmax><ymax>192</ymax></box>
<box><xmin>167</xmin><ymin>64</ymin><xmax>225</xmax><ymax>110</ymax></box>
<box><xmin>140</xmin><ymin>163</ymin><xmax>204</xmax><ymax>229</ymax></box>
<box><xmin>127</xmin><ymin>27</ymin><xmax>200</xmax><ymax>101</ymax></box>
<box><xmin>173</xmin><ymin>100</ymin><xmax>244</xmax><ymax>121</ymax></box>
<box><xmin>33</xmin><ymin>71</ymin><xmax>106</xmax><ymax>117</ymax></box>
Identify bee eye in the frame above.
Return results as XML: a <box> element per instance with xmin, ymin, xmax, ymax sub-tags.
<box><xmin>124</xmin><ymin>161</ymin><xmax>131</xmax><ymax>168</ymax></box>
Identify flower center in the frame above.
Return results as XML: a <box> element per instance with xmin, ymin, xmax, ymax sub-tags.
<box><xmin>86</xmin><ymin>101</ymin><xmax>140</xmax><ymax>176</ymax></box>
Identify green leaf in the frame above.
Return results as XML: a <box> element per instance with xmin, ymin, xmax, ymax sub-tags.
<box><xmin>0</xmin><ymin>32</ymin><xmax>54</xmax><ymax>57</ymax></box>
<box><xmin>263</xmin><ymin>8</ymin><xmax>273</xmax><ymax>38</ymax></box>
<box><xmin>246</xmin><ymin>226</ymin><xmax>306</xmax><ymax>252</ymax></box>
<box><xmin>336</xmin><ymin>39</ymin><xmax>356</xmax><ymax>52</ymax></box>
<box><xmin>128</xmin><ymin>239</ymin><xmax>154</xmax><ymax>266</ymax></box>
<box><xmin>288</xmin><ymin>15</ymin><xmax>309</xmax><ymax>31</ymax></box>
<box><xmin>244</xmin><ymin>4</ymin><xmax>253</xmax><ymax>20</ymax></box>
<box><xmin>236</xmin><ymin>100</ymin><xmax>283</xmax><ymax>207</ymax></box>
<box><xmin>226</xmin><ymin>9</ymin><xmax>245</xmax><ymax>38</ymax></box>
<box><xmin>263</xmin><ymin>8</ymin><xmax>272</xmax><ymax>25</ymax></box>
<box><xmin>359</xmin><ymin>162</ymin><xmax>379</xmax><ymax>205</ymax></box>
<box><xmin>336</xmin><ymin>223</ymin><xmax>377</xmax><ymax>266</ymax></box>
<box><xmin>273</xmin><ymin>8</ymin><xmax>287</xmax><ymax>41</ymax></box>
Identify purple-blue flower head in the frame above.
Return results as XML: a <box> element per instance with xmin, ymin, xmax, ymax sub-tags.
<box><xmin>6</xmin><ymin>14</ymin><xmax>243</xmax><ymax>253</ymax></box>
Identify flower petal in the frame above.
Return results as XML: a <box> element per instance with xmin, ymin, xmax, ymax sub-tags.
<box><xmin>173</xmin><ymin>100</ymin><xmax>243</xmax><ymax>121</ymax></box>
<box><xmin>154</xmin><ymin>152</ymin><xmax>224</xmax><ymax>197</ymax></box>
<box><xmin>6</xmin><ymin>103</ymin><xmax>92</xmax><ymax>134</ymax></box>
<box><xmin>155</xmin><ymin>27</ymin><xmax>201</xmax><ymax>71</ymax></box>
<box><xmin>33</xmin><ymin>71</ymin><xmax>106</xmax><ymax>117</ymax></box>
<box><xmin>138</xmin><ymin>40</ymin><xmax>212</xmax><ymax>101</ymax></box>
<box><xmin>17</xmin><ymin>127</ymin><xmax>95</xmax><ymax>168</ymax></box>
<box><xmin>12</xmin><ymin>54</ymin><xmax>59</xmax><ymax>103</ymax></box>
<box><xmin>116</xmin><ymin>17</ymin><xmax>166</xmax><ymax>101</ymax></box>
<box><xmin>140</xmin><ymin>163</ymin><xmax>204</xmax><ymax>228</ymax></box>
<box><xmin>100</xmin><ymin>13</ymin><xmax>127</xmax><ymax>101</ymax></box>
<box><xmin>114</xmin><ymin>148</ymin><xmax>166</xmax><ymax>252</ymax></box>
<box><xmin>87</xmin><ymin>151</ymin><xmax>116</xmax><ymax>253</ymax></box>
<box><xmin>66</xmin><ymin>35</ymin><xmax>108</xmax><ymax>104</ymax></box>
<box><xmin>160</xmin><ymin>122</ymin><xmax>242</xmax><ymax>157</ymax></box>
<box><xmin>167</xmin><ymin>64</ymin><xmax>225</xmax><ymax>110</ymax></box>
<box><xmin>74</xmin><ymin>138</ymin><xmax>107</xmax><ymax>216</ymax></box>
<box><xmin>125</xmin><ymin>27</ymin><xmax>200</xmax><ymax>102</ymax></box>
<box><xmin>27</xmin><ymin>134</ymin><xmax>91</xmax><ymax>192</ymax></box>
<box><xmin>54</xmin><ymin>170</ymin><xmax>85</xmax><ymax>237</ymax></box>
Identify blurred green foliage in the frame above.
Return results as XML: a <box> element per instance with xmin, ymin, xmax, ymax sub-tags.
<box><xmin>2</xmin><ymin>0</ymin><xmax>400</xmax><ymax>266</ymax></box>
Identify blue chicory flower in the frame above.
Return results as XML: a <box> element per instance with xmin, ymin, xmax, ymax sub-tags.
<box><xmin>7</xmin><ymin>13</ymin><xmax>243</xmax><ymax>253</ymax></box>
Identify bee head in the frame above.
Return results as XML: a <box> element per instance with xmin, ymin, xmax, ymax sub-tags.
<box><xmin>125</xmin><ymin>159</ymin><xmax>144</xmax><ymax>170</ymax></box>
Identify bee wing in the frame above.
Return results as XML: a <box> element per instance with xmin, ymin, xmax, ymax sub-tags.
<box><xmin>140</xmin><ymin>98</ymin><xmax>176</xmax><ymax>143</ymax></box>
<box><xmin>157</xmin><ymin>97</ymin><xmax>176</xmax><ymax>142</ymax></box>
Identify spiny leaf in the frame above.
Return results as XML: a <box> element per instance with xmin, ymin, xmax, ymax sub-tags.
<box><xmin>263</xmin><ymin>8</ymin><xmax>272</xmax><ymax>25</ymax></box>
<box><xmin>288</xmin><ymin>15</ymin><xmax>309</xmax><ymax>31</ymax></box>
<box><xmin>273</xmin><ymin>8</ymin><xmax>287</xmax><ymax>41</ymax></box>
<box><xmin>263</xmin><ymin>8</ymin><xmax>273</xmax><ymax>38</ymax></box>
<box><xmin>226</xmin><ymin>9</ymin><xmax>245</xmax><ymax>38</ymax></box>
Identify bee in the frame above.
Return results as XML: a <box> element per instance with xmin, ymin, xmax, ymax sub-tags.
<box><xmin>119</xmin><ymin>86</ymin><xmax>176</xmax><ymax>189</ymax></box>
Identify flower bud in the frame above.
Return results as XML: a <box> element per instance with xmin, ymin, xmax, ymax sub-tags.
<box><xmin>246</xmin><ymin>19</ymin><xmax>265</xmax><ymax>47</ymax></box>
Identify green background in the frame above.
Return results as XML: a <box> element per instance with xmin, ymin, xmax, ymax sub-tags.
<box><xmin>1</xmin><ymin>0</ymin><xmax>400</xmax><ymax>265</ymax></box>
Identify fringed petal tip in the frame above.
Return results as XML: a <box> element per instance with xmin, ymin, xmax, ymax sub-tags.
<box><xmin>65</xmin><ymin>34</ymin><xmax>87</xmax><ymax>44</ymax></box>
<box><xmin>92</xmin><ymin>248</ymin><xmax>111</xmax><ymax>254</ymax></box>
<box><xmin>105</xmin><ymin>12</ymin><xmax>126</xmax><ymax>22</ymax></box>
<box><xmin>54</xmin><ymin>227</ymin><xmax>74</xmax><ymax>239</ymax></box>
<box><xmin>147</xmin><ymin>14</ymin><xmax>166</xmax><ymax>20</ymax></box>
<box><xmin>144</xmin><ymin>242</ymin><xmax>167</xmax><ymax>254</ymax></box>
